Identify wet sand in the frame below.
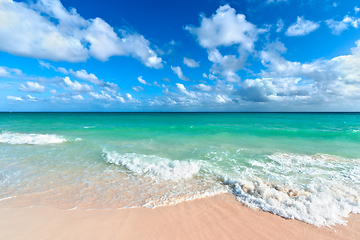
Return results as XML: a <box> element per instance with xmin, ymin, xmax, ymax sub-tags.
<box><xmin>1</xmin><ymin>194</ymin><xmax>359</xmax><ymax>240</ymax></box>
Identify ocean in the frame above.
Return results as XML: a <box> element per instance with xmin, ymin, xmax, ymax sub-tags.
<box><xmin>0</xmin><ymin>112</ymin><xmax>359</xmax><ymax>226</ymax></box>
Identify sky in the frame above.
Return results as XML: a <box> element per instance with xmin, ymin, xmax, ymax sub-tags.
<box><xmin>1</xmin><ymin>0</ymin><xmax>360</xmax><ymax>112</ymax></box>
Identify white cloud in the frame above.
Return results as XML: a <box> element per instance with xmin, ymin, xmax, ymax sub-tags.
<box><xmin>185</xmin><ymin>5</ymin><xmax>262</xmax><ymax>51</ymax></box>
<box><xmin>183</xmin><ymin>57</ymin><xmax>200</xmax><ymax>68</ymax></box>
<box><xmin>162</xmin><ymin>78</ymin><xmax>171</xmax><ymax>82</ymax></box>
<box><xmin>186</xmin><ymin>5</ymin><xmax>265</xmax><ymax>82</ymax></box>
<box><xmin>102</xmin><ymin>82</ymin><xmax>119</xmax><ymax>93</ymax></box>
<box><xmin>149</xmin><ymin>80</ymin><xmax>236</xmax><ymax>109</ymax></box>
<box><xmin>176</xmin><ymin>83</ymin><xmax>197</xmax><ymax>98</ymax></box>
<box><xmin>72</xmin><ymin>94</ymin><xmax>84</xmax><ymax>100</ymax></box>
<box><xmin>0</xmin><ymin>66</ymin><xmax>9</xmax><ymax>78</ymax></box>
<box><xmin>125</xmin><ymin>93</ymin><xmax>139</xmax><ymax>103</ymax></box>
<box><xmin>70</xmin><ymin>69</ymin><xmax>103</xmax><ymax>85</ymax></box>
<box><xmin>19</xmin><ymin>81</ymin><xmax>46</xmax><ymax>92</ymax></box>
<box><xmin>7</xmin><ymin>96</ymin><xmax>23</xmax><ymax>101</ymax></box>
<box><xmin>191</xmin><ymin>83</ymin><xmax>212</xmax><ymax>92</ymax></box>
<box><xmin>326</xmin><ymin>15</ymin><xmax>360</xmax><ymax>35</ymax></box>
<box><xmin>67</xmin><ymin>69</ymin><xmax>118</xmax><ymax>92</ymax></box>
<box><xmin>25</xmin><ymin>95</ymin><xmax>40</xmax><ymax>101</ymax></box>
<box><xmin>171</xmin><ymin>66</ymin><xmax>190</xmax><ymax>81</ymax></box>
<box><xmin>326</xmin><ymin>19</ymin><xmax>349</xmax><ymax>35</ymax></box>
<box><xmin>0</xmin><ymin>66</ymin><xmax>22</xmax><ymax>78</ymax></box>
<box><xmin>256</xmin><ymin>39</ymin><xmax>360</xmax><ymax>101</ymax></box>
<box><xmin>132</xmin><ymin>86</ymin><xmax>145</xmax><ymax>92</ymax></box>
<box><xmin>285</xmin><ymin>16</ymin><xmax>320</xmax><ymax>36</ymax></box>
<box><xmin>237</xmin><ymin>77</ymin><xmax>313</xmax><ymax>102</ymax></box>
<box><xmin>57</xmin><ymin>67</ymin><xmax>69</xmax><ymax>74</ymax></box>
<box><xmin>207</xmin><ymin>49</ymin><xmax>242</xmax><ymax>82</ymax></box>
<box><xmin>90</xmin><ymin>91</ymin><xmax>112</xmax><ymax>100</ymax></box>
<box><xmin>276</xmin><ymin>19</ymin><xmax>284</xmax><ymax>32</ymax></box>
<box><xmin>115</xmin><ymin>95</ymin><xmax>125</xmax><ymax>103</ymax></box>
<box><xmin>63</xmin><ymin>76</ymin><xmax>92</xmax><ymax>92</ymax></box>
<box><xmin>138</xmin><ymin>76</ymin><xmax>150</xmax><ymax>85</ymax></box>
<box><xmin>0</xmin><ymin>0</ymin><xmax>162</xmax><ymax>68</ymax></box>
<box><xmin>267</xmin><ymin>0</ymin><xmax>288</xmax><ymax>3</ymax></box>
<box><xmin>355</xmin><ymin>6</ymin><xmax>360</xmax><ymax>14</ymax></box>
<box><xmin>215</xmin><ymin>95</ymin><xmax>231</xmax><ymax>104</ymax></box>
<box><xmin>38</xmin><ymin>60</ymin><xmax>51</xmax><ymax>69</ymax></box>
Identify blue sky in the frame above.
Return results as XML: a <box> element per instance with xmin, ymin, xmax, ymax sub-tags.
<box><xmin>1</xmin><ymin>0</ymin><xmax>360</xmax><ymax>112</ymax></box>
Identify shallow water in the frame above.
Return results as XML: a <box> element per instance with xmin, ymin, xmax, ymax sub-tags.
<box><xmin>0</xmin><ymin>112</ymin><xmax>359</xmax><ymax>226</ymax></box>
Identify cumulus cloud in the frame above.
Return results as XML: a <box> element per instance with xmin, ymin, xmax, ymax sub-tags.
<box><xmin>236</xmin><ymin>77</ymin><xmax>313</xmax><ymax>102</ymax></box>
<box><xmin>267</xmin><ymin>0</ymin><xmax>288</xmax><ymax>3</ymax></box>
<box><xmin>0</xmin><ymin>67</ymin><xmax>9</xmax><ymax>78</ymax></box>
<box><xmin>90</xmin><ymin>91</ymin><xmax>112</xmax><ymax>100</ymax></box>
<box><xmin>7</xmin><ymin>96</ymin><xmax>23</xmax><ymax>101</ymax></box>
<box><xmin>162</xmin><ymin>78</ymin><xmax>171</xmax><ymax>82</ymax></box>
<box><xmin>326</xmin><ymin>15</ymin><xmax>360</xmax><ymax>35</ymax></box>
<box><xmin>285</xmin><ymin>16</ymin><xmax>320</xmax><ymax>36</ymax></box>
<box><xmin>183</xmin><ymin>57</ymin><xmax>200</xmax><ymax>68</ymax></box>
<box><xmin>137</xmin><ymin>76</ymin><xmax>151</xmax><ymax>85</ymax></box>
<box><xmin>70</xmin><ymin>69</ymin><xmax>103</xmax><ymax>85</ymax></box>
<box><xmin>276</xmin><ymin>19</ymin><xmax>284</xmax><ymax>32</ymax></box>
<box><xmin>0</xmin><ymin>0</ymin><xmax>162</xmax><ymax>68</ymax></box>
<box><xmin>147</xmin><ymin>80</ymin><xmax>235</xmax><ymax>109</ymax></box>
<box><xmin>63</xmin><ymin>76</ymin><xmax>92</xmax><ymax>92</ymax></box>
<box><xmin>132</xmin><ymin>86</ymin><xmax>145</xmax><ymax>92</ymax></box>
<box><xmin>72</xmin><ymin>94</ymin><xmax>84</xmax><ymax>100</ymax></box>
<box><xmin>38</xmin><ymin>60</ymin><xmax>51</xmax><ymax>69</ymax></box>
<box><xmin>186</xmin><ymin>5</ymin><xmax>265</xmax><ymax>82</ymax></box>
<box><xmin>125</xmin><ymin>93</ymin><xmax>139</xmax><ymax>103</ymax></box>
<box><xmin>355</xmin><ymin>6</ymin><xmax>360</xmax><ymax>14</ymax></box>
<box><xmin>256</xmin><ymin>39</ymin><xmax>360</xmax><ymax>101</ymax></box>
<box><xmin>25</xmin><ymin>95</ymin><xmax>41</xmax><ymax>101</ymax></box>
<box><xmin>186</xmin><ymin>5</ymin><xmax>262</xmax><ymax>51</ymax></box>
<box><xmin>191</xmin><ymin>83</ymin><xmax>212</xmax><ymax>92</ymax></box>
<box><xmin>19</xmin><ymin>81</ymin><xmax>46</xmax><ymax>92</ymax></box>
<box><xmin>88</xmin><ymin>90</ymin><xmax>137</xmax><ymax>103</ymax></box>
<box><xmin>207</xmin><ymin>49</ymin><xmax>242</xmax><ymax>82</ymax></box>
<box><xmin>57</xmin><ymin>67</ymin><xmax>69</xmax><ymax>75</ymax></box>
<box><xmin>171</xmin><ymin>66</ymin><xmax>190</xmax><ymax>81</ymax></box>
<box><xmin>176</xmin><ymin>83</ymin><xmax>196</xmax><ymax>98</ymax></box>
<box><xmin>67</xmin><ymin>68</ymin><xmax>118</xmax><ymax>92</ymax></box>
<box><xmin>0</xmin><ymin>66</ymin><xmax>22</xmax><ymax>78</ymax></box>
<box><xmin>36</xmin><ymin>62</ymin><xmax>119</xmax><ymax>94</ymax></box>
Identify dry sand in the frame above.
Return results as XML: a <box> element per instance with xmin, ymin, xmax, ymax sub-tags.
<box><xmin>0</xmin><ymin>194</ymin><xmax>359</xmax><ymax>240</ymax></box>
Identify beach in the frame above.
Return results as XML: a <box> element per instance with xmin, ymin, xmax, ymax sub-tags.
<box><xmin>1</xmin><ymin>194</ymin><xmax>360</xmax><ymax>240</ymax></box>
<box><xmin>1</xmin><ymin>113</ymin><xmax>359</xmax><ymax>238</ymax></box>
<box><xmin>2</xmin><ymin>0</ymin><xmax>360</xmax><ymax>237</ymax></box>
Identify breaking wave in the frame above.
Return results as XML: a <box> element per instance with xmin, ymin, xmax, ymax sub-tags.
<box><xmin>222</xmin><ymin>153</ymin><xmax>360</xmax><ymax>226</ymax></box>
<box><xmin>103</xmin><ymin>150</ymin><xmax>201</xmax><ymax>181</ymax></box>
<box><xmin>0</xmin><ymin>132</ymin><xmax>66</xmax><ymax>145</ymax></box>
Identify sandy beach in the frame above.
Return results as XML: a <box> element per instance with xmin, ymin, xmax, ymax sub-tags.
<box><xmin>1</xmin><ymin>194</ymin><xmax>359</xmax><ymax>240</ymax></box>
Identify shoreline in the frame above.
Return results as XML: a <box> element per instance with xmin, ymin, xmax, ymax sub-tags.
<box><xmin>1</xmin><ymin>194</ymin><xmax>359</xmax><ymax>240</ymax></box>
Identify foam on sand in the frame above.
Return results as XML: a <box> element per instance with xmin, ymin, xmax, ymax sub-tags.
<box><xmin>0</xmin><ymin>132</ymin><xmax>66</xmax><ymax>145</ymax></box>
<box><xmin>223</xmin><ymin>153</ymin><xmax>360</xmax><ymax>226</ymax></box>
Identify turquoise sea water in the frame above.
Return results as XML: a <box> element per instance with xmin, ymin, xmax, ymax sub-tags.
<box><xmin>0</xmin><ymin>113</ymin><xmax>359</xmax><ymax>226</ymax></box>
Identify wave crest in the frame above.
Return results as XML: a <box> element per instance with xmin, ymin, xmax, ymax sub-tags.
<box><xmin>0</xmin><ymin>132</ymin><xmax>66</xmax><ymax>145</ymax></box>
<box><xmin>103</xmin><ymin>150</ymin><xmax>200</xmax><ymax>181</ymax></box>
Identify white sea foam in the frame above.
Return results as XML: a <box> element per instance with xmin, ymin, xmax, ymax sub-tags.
<box><xmin>223</xmin><ymin>153</ymin><xmax>360</xmax><ymax>226</ymax></box>
<box><xmin>103</xmin><ymin>150</ymin><xmax>200</xmax><ymax>181</ymax></box>
<box><xmin>0</xmin><ymin>132</ymin><xmax>66</xmax><ymax>145</ymax></box>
